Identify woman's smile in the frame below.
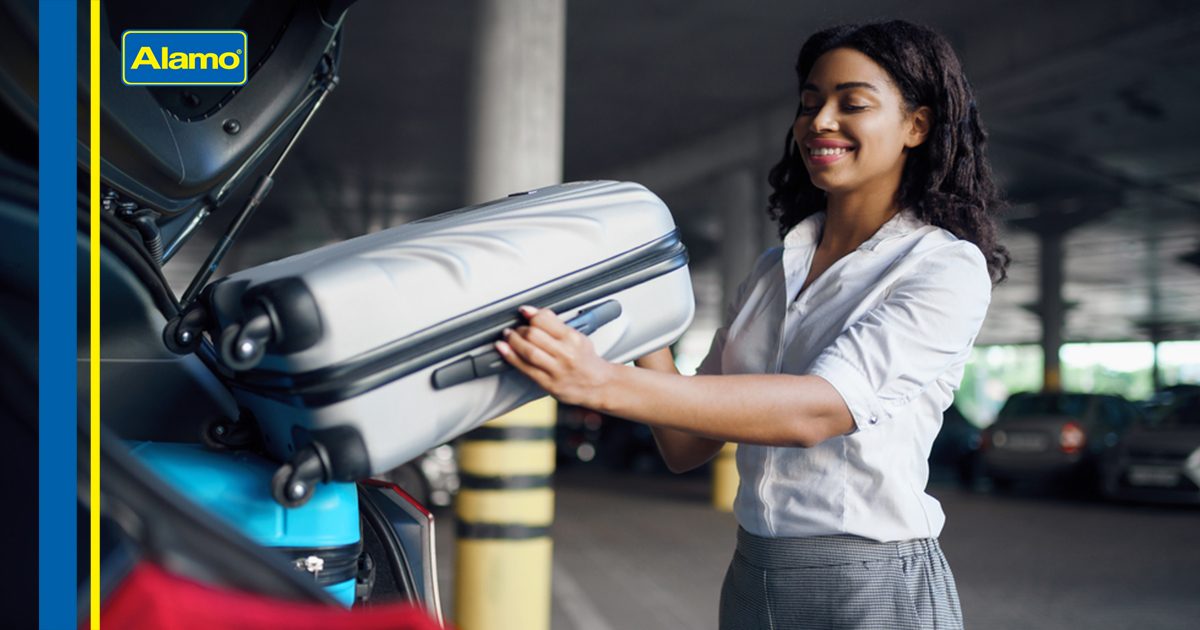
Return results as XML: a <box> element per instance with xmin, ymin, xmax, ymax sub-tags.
<box><xmin>804</xmin><ymin>139</ymin><xmax>857</xmax><ymax>166</ymax></box>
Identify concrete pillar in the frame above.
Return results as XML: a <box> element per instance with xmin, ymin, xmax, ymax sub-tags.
<box><xmin>1015</xmin><ymin>197</ymin><xmax>1113</xmax><ymax>393</ymax></box>
<box><xmin>457</xmin><ymin>3</ymin><xmax>564</xmax><ymax>629</ymax></box>
<box><xmin>1038</xmin><ymin>229</ymin><xmax>1066</xmax><ymax>393</ymax></box>
<box><xmin>710</xmin><ymin>169</ymin><xmax>765</xmax><ymax>512</ymax></box>
<box><xmin>717</xmin><ymin>169</ymin><xmax>764</xmax><ymax>314</ymax></box>
<box><xmin>1152</xmin><ymin>339</ymin><xmax>1162</xmax><ymax>391</ymax></box>
<box><xmin>466</xmin><ymin>0</ymin><xmax>565</xmax><ymax>203</ymax></box>
<box><xmin>1141</xmin><ymin>323</ymin><xmax>1164</xmax><ymax>391</ymax></box>
<box><xmin>1143</xmin><ymin>219</ymin><xmax>1165</xmax><ymax>392</ymax></box>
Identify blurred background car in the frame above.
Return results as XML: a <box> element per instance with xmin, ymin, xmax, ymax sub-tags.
<box><xmin>556</xmin><ymin>405</ymin><xmax>669</xmax><ymax>473</ymax></box>
<box><xmin>1136</xmin><ymin>384</ymin><xmax>1200</xmax><ymax>419</ymax></box>
<box><xmin>1103</xmin><ymin>389</ymin><xmax>1200</xmax><ymax>504</ymax></box>
<box><xmin>981</xmin><ymin>392</ymin><xmax>1141</xmax><ymax>492</ymax></box>
<box><xmin>374</xmin><ymin>444</ymin><xmax>461</xmax><ymax>509</ymax></box>
<box><xmin>556</xmin><ymin>405</ymin><xmax>606</xmax><ymax>466</ymax></box>
<box><xmin>559</xmin><ymin>402</ymin><xmax>989</xmax><ymax>485</ymax></box>
<box><xmin>930</xmin><ymin>405</ymin><xmax>984</xmax><ymax>488</ymax></box>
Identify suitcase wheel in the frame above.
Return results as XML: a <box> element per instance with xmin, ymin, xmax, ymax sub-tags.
<box><xmin>162</xmin><ymin>311</ymin><xmax>206</xmax><ymax>355</ymax></box>
<box><xmin>219</xmin><ymin>322</ymin><xmax>268</xmax><ymax>371</ymax></box>
<box><xmin>269</xmin><ymin>444</ymin><xmax>328</xmax><ymax>508</ymax></box>
<box><xmin>271</xmin><ymin>462</ymin><xmax>312</xmax><ymax>508</ymax></box>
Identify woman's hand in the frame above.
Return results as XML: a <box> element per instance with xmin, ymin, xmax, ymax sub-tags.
<box><xmin>494</xmin><ymin>305</ymin><xmax>616</xmax><ymax>409</ymax></box>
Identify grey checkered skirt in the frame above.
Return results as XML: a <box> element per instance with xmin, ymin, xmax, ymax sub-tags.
<box><xmin>719</xmin><ymin>528</ymin><xmax>964</xmax><ymax>630</ymax></box>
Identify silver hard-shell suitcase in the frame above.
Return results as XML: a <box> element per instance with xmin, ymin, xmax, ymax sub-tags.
<box><xmin>185</xmin><ymin>181</ymin><xmax>694</xmax><ymax>505</ymax></box>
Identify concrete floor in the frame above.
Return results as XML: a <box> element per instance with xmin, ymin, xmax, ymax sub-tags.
<box><xmin>433</xmin><ymin>466</ymin><xmax>1200</xmax><ymax>630</ymax></box>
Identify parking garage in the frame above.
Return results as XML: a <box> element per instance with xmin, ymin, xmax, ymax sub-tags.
<box><xmin>8</xmin><ymin>0</ymin><xmax>1200</xmax><ymax>628</ymax></box>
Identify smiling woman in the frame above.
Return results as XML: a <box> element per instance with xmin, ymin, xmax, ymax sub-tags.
<box><xmin>497</xmin><ymin>19</ymin><xmax>1007</xmax><ymax>630</ymax></box>
<box><xmin>795</xmin><ymin>49</ymin><xmax>930</xmax><ymax>206</ymax></box>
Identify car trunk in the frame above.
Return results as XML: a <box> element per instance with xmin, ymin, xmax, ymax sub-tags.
<box><xmin>990</xmin><ymin>414</ymin><xmax>1077</xmax><ymax>455</ymax></box>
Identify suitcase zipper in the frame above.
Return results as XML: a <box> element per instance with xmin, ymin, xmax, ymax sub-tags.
<box><xmin>229</xmin><ymin>229</ymin><xmax>688</xmax><ymax>406</ymax></box>
<box><xmin>277</xmin><ymin>541</ymin><xmax>362</xmax><ymax>586</ymax></box>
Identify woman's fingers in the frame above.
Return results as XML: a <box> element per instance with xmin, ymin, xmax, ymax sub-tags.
<box><xmin>502</xmin><ymin>325</ymin><xmax>561</xmax><ymax>374</ymax></box>
<box><xmin>519</xmin><ymin>305</ymin><xmax>574</xmax><ymax>341</ymax></box>
<box><xmin>496</xmin><ymin>306</ymin><xmax>610</xmax><ymax>409</ymax></box>
<box><xmin>494</xmin><ymin>340</ymin><xmax>552</xmax><ymax>385</ymax></box>
<box><xmin>520</xmin><ymin>325</ymin><xmax>565</xmax><ymax>359</ymax></box>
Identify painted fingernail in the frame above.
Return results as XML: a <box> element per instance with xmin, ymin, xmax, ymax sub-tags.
<box><xmin>519</xmin><ymin>305</ymin><xmax>537</xmax><ymax>317</ymax></box>
<box><xmin>502</xmin><ymin>328</ymin><xmax>513</xmax><ymax>338</ymax></box>
<box><xmin>495</xmin><ymin>341</ymin><xmax>509</xmax><ymax>353</ymax></box>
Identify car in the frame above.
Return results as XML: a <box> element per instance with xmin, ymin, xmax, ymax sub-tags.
<box><xmin>374</xmin><ymin>444</ymin><xmax>461</xmax><ymax>508</ymax></box>
<box><xmin>1102</xmin><ymin>388</ymin><xmax>1200</xmax><ymax>504</ymax></box>
<box><xmin>556</xmin><ymin>405</ymin><xmax>606</xmax><ymax>465</ymax></box>
<box><xmin>555</xmin><ymin>404</ymin><xmax>677</xmax><ymax>474</ymax></box>
<box><xmin>929</xmin><ymin>405</ymin><xmax>983</xmax><ymax>487</ymax></box>
<box><xmin>981</xmin><ymin>392</ymin><xmax>1140</xmax><ymax>492</ymax></box>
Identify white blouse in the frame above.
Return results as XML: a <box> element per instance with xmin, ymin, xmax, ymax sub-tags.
<box><xmin>697</xmin><ymin>208</ymin><xmax>992</xmax><ymax>542</ymax></box>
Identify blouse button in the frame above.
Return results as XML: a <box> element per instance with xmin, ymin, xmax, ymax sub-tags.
<box><xmin>868</xmin><ymin>415</ymin><xmax>878</xmax><ymax>425</ymax></box>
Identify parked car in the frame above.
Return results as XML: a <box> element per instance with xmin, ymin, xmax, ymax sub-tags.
<box><xmin>562</xmin><ymin>403</ymin><xmax>986</xmax><ymax>481</ymax></box>
<box><xmin>556</xmin><ymin>405</ymin><xmax>673</xmax><ymax>473</ymax></box>
<box><xmin>929</xmin><ymin>405</ymin><xmax>983</xmax><ymax>487</ymax></box>
<box><xmin>981</xmin><ymin>392</ymin><xmax>1140</xmax><ymax>491</ymax></box>
<box><xmin>375</xmin><ymin>443</ymin><xmax>461</xmax><ymax>508</ymax></box>
<box><xmin>597</xmin><ymin>417</ymin><xmax>669</xmax><ymax>473</ymax></box>
<box><xmin>1102</xmin><ymin>388</ymin><xmax>1200</xmax><ymax>504</ymax></box>
<box><xmin>556</xmin><ymin>405</ymin><xmax>606</xmax><ymax>465</ymax></box>
<box><xmin>1136</xmin><ymin>383</ymin><xmax>1200</xmax><ymax>419</ymax></box>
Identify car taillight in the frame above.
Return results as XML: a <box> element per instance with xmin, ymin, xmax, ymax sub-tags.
<box><xmin>1059</xmin><ymin>422</ymin><xmax>1086</xmax><ymax>454</ymax></box>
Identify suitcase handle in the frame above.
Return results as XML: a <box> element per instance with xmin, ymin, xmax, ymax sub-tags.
<box><xmin>431</xmin><ymin>299</ymin><xmax>623</xmax><ymax>390</ymax></box>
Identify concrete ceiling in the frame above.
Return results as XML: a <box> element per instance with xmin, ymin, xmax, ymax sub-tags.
<box><xmin>164</xmin><ymin>0</ymin><xmax>1200</xmax><ymax>346</ymax></box>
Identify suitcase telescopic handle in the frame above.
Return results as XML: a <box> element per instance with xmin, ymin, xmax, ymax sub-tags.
<box><xmin>432</xmin><ymin>299</ymin><xmax>623</xmax><ymax>390</ymax></box>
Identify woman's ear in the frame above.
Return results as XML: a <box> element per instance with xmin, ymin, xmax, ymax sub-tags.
<box><xmin>905</xmin><ymin>105</ymin><xmax>932</xmax><ymax>149</ymax></box>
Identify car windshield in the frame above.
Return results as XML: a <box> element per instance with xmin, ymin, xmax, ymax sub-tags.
<box><xmin>998</xmin><ymin>393</ymin><xmax>1088</xmax><ymax>419</ymax></box>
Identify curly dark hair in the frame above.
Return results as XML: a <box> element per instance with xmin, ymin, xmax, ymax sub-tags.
<box><xmin>767</xmin><ymin>20</ymin><xmax>1011</xmax><ymax>283</ymax></box>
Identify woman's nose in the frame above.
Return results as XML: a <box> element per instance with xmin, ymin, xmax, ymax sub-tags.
<box><xmin>809</xmin><ymin>102</ymin><xmax>839</xmax><ymax>133</ymax></box>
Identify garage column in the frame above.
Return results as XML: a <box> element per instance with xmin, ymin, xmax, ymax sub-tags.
<box><xmin>466</xmin><ymin>0</ymin><xmax>565</xmax><ymax>202</ymax></box>
<box><xmin>1038</xmin><ymin>226</ymin><xmax>1067</xmax><ymax>392</ymax></box>
<box><xmin>1138</xmin><ymin>322</ymin><xmax>1166</xmax><ymax>391</ymax></box>
<box><xmin>711</xmin><ymin>168</ymin><xmax>766</xmax><ymax>512</ymax></box>
<box><xmin>1015</xmin><ymin>198</ymin><xmax>1112</xmax><ymax>393</ymax></box>
<box><xmin>716</xmin><ymin>169</ymin><xmax>764</xmax><ymax>324</ymax></box>
<box><xmin>458</xmin><ymin>2</ymin><xmax>565</xmax><ymax>630</ymax></box>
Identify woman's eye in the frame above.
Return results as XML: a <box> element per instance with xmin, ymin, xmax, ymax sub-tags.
<box><xmin>799</xmin><ymin>102</ymin><xmax>867</xmax><ymax>114</ymax></box>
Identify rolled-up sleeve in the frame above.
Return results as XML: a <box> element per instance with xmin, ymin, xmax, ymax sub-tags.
<box><xmin>809</xmin><ymin>241</ymin><xmax>992</xmax><ymax>431</ymax></box>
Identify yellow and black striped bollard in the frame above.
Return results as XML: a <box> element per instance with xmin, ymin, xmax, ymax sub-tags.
<box><xmin>454</xmin><ymin>397</ymin><xmax>556</xmax><ymax>630</ymax></box>
<box><xmin>712</xmin><ymin>442</ymin><xmax>738</xmax><ymax>512</ymax></box>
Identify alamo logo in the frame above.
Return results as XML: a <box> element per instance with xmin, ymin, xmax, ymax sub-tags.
<box><xmin>122</xmin><ymin>31</ymin><xmax>247</xmax><ymax>86</ymax></box>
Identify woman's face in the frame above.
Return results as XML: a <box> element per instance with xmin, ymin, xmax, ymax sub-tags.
<box><xmin>793</xmin><ymin>47</ymin><xmax>929</xmax><ymax>197</ymax></box>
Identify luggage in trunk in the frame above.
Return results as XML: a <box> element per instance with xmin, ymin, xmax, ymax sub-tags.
<box><xmin>189</xmin><ymin>180</ymin><xmax>694</xmax><ymax>505</ymax></box>
<box><xmin>129</xmin><ymin>442</ymin><xmax>362</xmax><ymax>606</ymax></box>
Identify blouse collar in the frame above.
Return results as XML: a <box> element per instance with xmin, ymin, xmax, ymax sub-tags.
<box><xmin>782</xmin><ymin>207</ymin><xmax>925</xmax><ymax>252</ymax></box>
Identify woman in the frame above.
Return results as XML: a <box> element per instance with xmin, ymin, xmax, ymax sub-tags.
<box><xmin>495</xmin><ymin>20</ymin><xmax>1009</xmax><ymax>630</ymax></box>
